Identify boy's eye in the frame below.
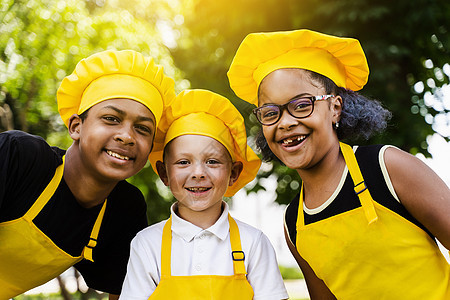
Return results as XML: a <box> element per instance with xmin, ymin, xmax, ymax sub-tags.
<box><xmin>103</xmin><ymin>115</ymin><xmax>120</xmax><ymax>123</ymax></box>
<box><xmin>176</xmin><ymin>160</ymin><xmax>189</xmax><ymax>165</ymax></box>
<box><xmin>135</xmin><ymin>125</ymin><xmax>153</xmax><ymax>135</ymax></box>
<box><xmin>206</xmin><ymin>159</ymin><xmax>220</xmax><ymax>165</ymax></box>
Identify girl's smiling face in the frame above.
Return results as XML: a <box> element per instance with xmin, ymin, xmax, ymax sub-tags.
<box><xmin>258</xmin><ymin>68</ymin><xmax>342</xmax><ymax>171</ymax></box>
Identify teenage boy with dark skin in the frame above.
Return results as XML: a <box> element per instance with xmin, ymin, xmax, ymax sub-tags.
<box><xmin>0</xmin><ymin>49</ymin><xmax>175</xmax><ymax>299</ymax></box>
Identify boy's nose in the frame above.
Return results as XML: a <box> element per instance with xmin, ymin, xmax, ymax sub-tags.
<box><xmin>114</xmin><ymin>126</ymin><xmax>135</xmax><ymax>145</ymax></box>
<box><xmin>191</xmin><ymin>163</ymin><xmax>206</xmax><ymax>179</ymax></box>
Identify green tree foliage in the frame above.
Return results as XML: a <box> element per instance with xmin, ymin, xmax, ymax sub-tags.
<box><xmin>169</xmin><ymin>0</ymin><xmax>450</xmax><ymax>204</ymax></box>
<box><xmin>0</xmin><ymin>0</ymin><xmax>186</xmax><ymax>224</ymax></box>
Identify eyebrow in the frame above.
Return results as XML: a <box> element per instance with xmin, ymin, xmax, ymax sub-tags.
<box><xmin>288</xmin><ymin>93</ymin><xmax>312</xmax><ymax>101</ymax></box>
<box><xmin>101</xmin><ymin>105</ymin><xmax>155</xmax><ymax>124</ymax></box>
<box><xmin>261</xmin><ymin>93</ymin><xmax>312</xmax><ymax>106</ymax></box>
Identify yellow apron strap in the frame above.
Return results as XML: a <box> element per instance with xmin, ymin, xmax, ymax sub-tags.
<box><xmin>340</xmin><ymin>142</ymin><xmax>378</xmax><ymax>224</ymax></box>
<box><xmin>82</xmin><ymin>199</ymin><xmax>108</xmax><ymax>262</ymax></box>
<box><xmin>25</xmin><ymin>156</ymin><xmax>65</xmax><ymax>221</ymax></box>
<box><xmin>160</xmin><ymin>217</ymin><xmax>173</xmax><ymax>277</ymax></box>
<box><xmin>228</xmin><ymin>214</ymin><xmax>247</xmax><ymax>275</ymax></box>
<box><xmin>296</xmin><ymin>184</ymin><xmax>305</xmax><ymax>230</ymax></box>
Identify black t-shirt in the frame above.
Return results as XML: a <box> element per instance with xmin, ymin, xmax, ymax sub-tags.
<box><xmin>285</xmin><ymin>144</ymin><xmax>434</xmax><ymax>246</ymax></box>
<box><xmin>0</xmin><ymin>130</ymin><xmax>148</xmax><ymax>294</ymax></box>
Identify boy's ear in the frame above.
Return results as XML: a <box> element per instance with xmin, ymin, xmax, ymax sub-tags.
<box><xmin>229</xmin><ymin>161</ymin><xmax>243</xmax><ymax>186</ymax></box>
<box><xmin>68</xmin><ymin>114</ymin><xmax>82</xmax><ymax>141</ymax></box>
<box><xmin>156</xmin><ymin>161</ymin><xmax>169</xmax><ymax>186</ymax></box>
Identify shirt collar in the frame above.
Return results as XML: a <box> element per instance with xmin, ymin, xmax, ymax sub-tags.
<box><xmin>170</xmin><ymin>201</ymin><xmax>230</xmax><ymax>242</ymax></box>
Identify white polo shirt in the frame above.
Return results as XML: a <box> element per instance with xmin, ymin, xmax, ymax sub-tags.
<box><xmin>120</xmin><ymin>202</ymin><xmax>288</xmax><ymax>300</ymax></box>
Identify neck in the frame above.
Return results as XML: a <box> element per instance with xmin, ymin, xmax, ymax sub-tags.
<box><xmin>297</xmin><ymin>143</ymin><xmax>346</xmax><ymax>209</ymax></box>
<box><xmin>64</xmin><ymin>145</ymin><xmax>117</xmax><ymax>208</ymax></box>
<box><xmin>175</xmin><ymin>202</ymin><xmax>224</xmax><ymax>229</ymax></box>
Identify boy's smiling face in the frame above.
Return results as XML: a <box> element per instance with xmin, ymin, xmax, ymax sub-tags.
<box><xmin>69</xmin><ymin>98</ymin><xmax>156</xmax><ymax>183</ymax></box>
<box><xmin>157</xmin><ymin>135</ymin><xmax>242</xmax><ymax>226</ymax></box>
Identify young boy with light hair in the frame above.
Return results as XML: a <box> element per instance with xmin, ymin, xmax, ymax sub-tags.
<box><xmin>121</xmin><ymin>89</ymin><xmax>288</xmax><ymax>300</ymax></box>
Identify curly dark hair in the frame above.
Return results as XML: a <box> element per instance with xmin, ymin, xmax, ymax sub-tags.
<box><xmin>256</xmin><ymin>69</ymin><xmax>392</xmax><ymax>162</ymax></box>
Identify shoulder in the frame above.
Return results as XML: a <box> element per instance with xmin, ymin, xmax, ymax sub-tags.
<box><xmin>131</xmin><ymin>220</ymin><xmax>167</xmax><ymax>255</ymax></box>
<box><xmin>1</xmin><ymin>130</ymin><xmax>54</xmax><ymax>152</ymax></box>
<box><xmin>233</xmin><ymin>217</ymin><xmax>264</xmax><ymax>240</ymax></box>
<box><xmin>284</xmin><ymin>193</ymin><xmax>300</xmax><ymax>245</ymax></box>
<box><xmin>108</xmin><ymin>180</ymin><xmax>147</xmax><ymax>213</ymax></box>
<box><xmin>232</xmin><ymin>217</ymin><xmax>277</xmax><ymax>256</ymax></box>
<box><xmin>0</xmin><ymin>130</ymin><xmax>63</xmax><ymax>167</ymax></box>
<box><xmin>134</xmin><ymin>219</ymin><xmax>167</xmax><ymax>242</ymax></box>
<box><xmin>381</xmin><ymin>145</ymin><xmax>431</xmax><ymax>191</ymax></box>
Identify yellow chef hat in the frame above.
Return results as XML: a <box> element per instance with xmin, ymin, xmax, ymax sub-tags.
<box><xmin>57</xmin><ymin>49</ymin><xmax>176</xmax><ymax>127</ymax></box>
<box><xmin>149</xmin><ymin>89</ymin><xmax>261</xmax><ymax>197</ymax></box>
<box><xmin>227</xmin><ymin>29</ymin><xmax>369</xmax><ymax>106</ymax></box>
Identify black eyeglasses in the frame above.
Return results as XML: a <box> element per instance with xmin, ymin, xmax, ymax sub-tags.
<box><xmin>252</xmin><ymin>95</ymin><xmax>335</xmax><ymax>126</ymax></box>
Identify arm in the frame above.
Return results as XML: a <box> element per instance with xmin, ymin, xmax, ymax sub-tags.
<box><xmin>120</xmin><ymin>231</ymin><xmax>159</xmax><ymax>299</ymax></box>
<box><xmin>284</xmin><ymin>227</ymin><xmax>336</xmax><ymax>300</ymax></box>
<box><xmin>384</xmin><ymin>147</ymin><xmax>450</xmax><ymax>249</ymax></box>
<box><xmin>244</xmin><ymin>230</ymin><xmax>289</xmax><ymax>300</ymax></box>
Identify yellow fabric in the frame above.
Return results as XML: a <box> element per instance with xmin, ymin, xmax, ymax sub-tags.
<box><xmin>227</xmin><ymin>29</ymin><xmax>369</xmax><ymax>106</ymax></box>
<box><xmin>165</xmin><ymin>113</ymin><xmax>236</xmax><ymax>161</ymax></box>
<box><xmin>295</xmin><ymin>143</ymin><xmax>450</xmax><ymax>299</ymax></box>
<box><xmin>0</xmin><ymin>157</ymin><xmax>108</xmax><ymax>299</ymax></box>
<box><xmin>57</xmin><ymin>49</ymin><xmax>176</xmax><ymax>127</ymax></box>
<box><xmin>149</xmin><ymin>89</ymin><xmax>261</xmax><ymax>197</ymax></box>
<box><xmin>149</xmin><ymin>214</ymin><xmax>254</xmax><ymax>300</ymax></box>
<box><xmin>340</xmin><ymin>142</ymin><xmax>378</xmax><ymax>224</ymax></box>
<box><xmin>82</xmin><ymin>198</ymin><xmax>108</xmax><ymax>262</ymax></box>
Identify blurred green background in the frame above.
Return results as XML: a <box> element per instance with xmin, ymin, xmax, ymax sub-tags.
<box><xmin>1</xmin><ymin>0</ymin><xmax>449</xmax><ymax>298</ymax></box>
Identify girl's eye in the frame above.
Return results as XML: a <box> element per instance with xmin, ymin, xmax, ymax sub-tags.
<box><xmin>176</xmin><ymin>160</ymin><xmax>189</xmax><ymax>165</ymax></box>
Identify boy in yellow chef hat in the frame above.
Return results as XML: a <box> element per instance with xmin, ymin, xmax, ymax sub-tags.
<box><xmin>120</xmin><ymin>89</ymin><xmax>289</xmax><ymax>300</ymax></box>
<box><xmin>228</xmin><ymin>29</ymin><xmax>450</xmax><ymax>299</ymax></box>
<box><xmin>0</xmin><ymin>49</ymin><xmax>175</xmax><ymax>299</ymax></box>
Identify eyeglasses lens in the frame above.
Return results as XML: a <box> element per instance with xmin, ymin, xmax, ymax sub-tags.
<box><xmin>257</xmin><ymin>98</ymin><xmax>313</xmax><ymax>125</ymax></box>
<box><xmin>289</xmin><ymin>98</ymin><xmax>313</xmax><ymax>118</ymax></box>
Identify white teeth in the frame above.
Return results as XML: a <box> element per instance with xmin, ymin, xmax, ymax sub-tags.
<box><xmin>107</xmin><ymin>150</ymin><xmax>130</xmax><ymax>160</ymax></box>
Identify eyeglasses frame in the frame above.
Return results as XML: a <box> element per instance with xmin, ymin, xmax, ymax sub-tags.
<box><xmin>252</xmin><ymin>94</ymin><xmax>335</xmax><ymax>126</ymax></box>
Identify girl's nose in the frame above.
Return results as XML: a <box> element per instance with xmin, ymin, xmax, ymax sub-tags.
<box><xmin>277</xmin><ymin>108</ymin><xmax>299</xmax><ymax>130</ymax></box>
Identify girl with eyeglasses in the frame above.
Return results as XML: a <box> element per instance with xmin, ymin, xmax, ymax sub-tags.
<box><xmin>227</xmin><ymin>29</ymin><xmax>450</xmax><ymax>300</ymax></box>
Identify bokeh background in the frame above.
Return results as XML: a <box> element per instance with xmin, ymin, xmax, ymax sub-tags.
<box><xmin>1</xmin><ymin>0</ymin><xmax>449</xmax><ymax>298</ymax></box>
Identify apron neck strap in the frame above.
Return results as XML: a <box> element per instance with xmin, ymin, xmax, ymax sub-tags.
<box><xmin>161</xmin><ymin>216</ymin><xmax>173</xmax><ymax>276</ymax></box>
<box><xmin>228</xmin><ymin>214</ymin><xmax>247</xmax><ymax>275</ymax></box>
<box><xmin>82</xmin><ymin>199</ymin><xmax>108</xmax><ymax>262</ymax></box>
<box><xmin>160</xmin><ymin>214</ymin><xmax>247</xmax><ymax>276</ymax></box>
<box><xmin>25</xmin><ymin>156</ymin><xmax>65</xmax><ymax>221</ymax></box>
<box><xmin>340</xmin><ymin>142</ymin><xmax>378</xmax><ymax>224</ymax></box>
<box><xmin>296</xmin><ymin>143</ymin><xmax>378</xmax><ymax>230</ymax></box>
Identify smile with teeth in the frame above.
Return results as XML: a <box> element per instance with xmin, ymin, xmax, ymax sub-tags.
<box><xmin>186</xmin><ymin>187</ymin><xmax>211</xmax><ymax>192</ymax></box>
<box><xmin>281</xmin><ymin>135</ymin><xmax>307</xmax><ymax>146</ymax></box>
<box><xmin>106</xmin><ymin>150</ymin><xmax>130</xmax><ymax>161</ymax></box>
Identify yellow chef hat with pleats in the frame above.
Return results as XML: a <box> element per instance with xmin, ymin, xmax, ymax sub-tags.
<box><xmin>227</xmin><ymin>29</ymin><xmax>369</xmax><ymax>106</ymax></box>
<box><xmin>57</xmin><ymin>49</ymin><xmax>176</xmax><ymax>127</ymax></box>
<box><xmin>149</xmin><ymin>89</ymin><xmax>261</xmax><ymax>197</ymax></box>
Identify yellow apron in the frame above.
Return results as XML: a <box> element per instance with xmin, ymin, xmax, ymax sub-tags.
<box><xmin>296</xmin><ymin>143</ymin><xmax>450</xmax><ymax>299</ymax></box>
<box><xmin>149</xmin><ymin>214</ymin><xmax>254</xmax><ymax>300</ymax></box>
<box><xmin>0</xmin><ymin>156</ymin><xmax>107</xmax><ymax>299</ymax></box>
